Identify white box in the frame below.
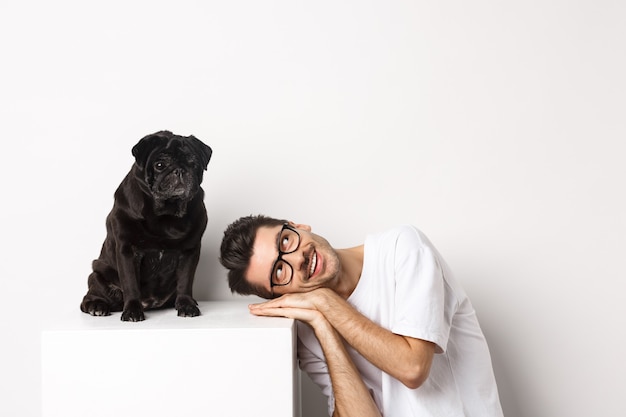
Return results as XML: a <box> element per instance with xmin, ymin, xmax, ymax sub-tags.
<box><xmin>42</xmin><ymin>301</ymin><xmax>300</xmax><ymax>417</ymax></box>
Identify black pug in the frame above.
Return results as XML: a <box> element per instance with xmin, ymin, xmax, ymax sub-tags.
<box><xmin>80</xmin><ymin>130</ymin><xmax>212</xmax><ymax>321</ymax></box>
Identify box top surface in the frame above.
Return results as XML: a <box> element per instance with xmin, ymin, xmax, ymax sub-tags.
<box><xmin>44</xmin><ymin>301</ymin><xmax>294</xmax><ymax>332</ymax></box>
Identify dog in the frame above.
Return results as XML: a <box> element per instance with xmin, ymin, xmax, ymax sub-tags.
<box><xmin>80</xmin><ymin>130</ymin><xmax>212</xmax><ymax>321</ymax></box>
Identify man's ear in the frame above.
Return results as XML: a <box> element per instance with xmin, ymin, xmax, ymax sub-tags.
<box><xmin>288</xmin><ymin>221</ymin><xmax>311</xmax><ymax>232</ymax></box>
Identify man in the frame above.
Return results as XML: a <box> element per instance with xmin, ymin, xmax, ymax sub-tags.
<box><xmin>220</xmin><ymin>215</ymin><xmax>503</xmax><ymax>417</ymax></box>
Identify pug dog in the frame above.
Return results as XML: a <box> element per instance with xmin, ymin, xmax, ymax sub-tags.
<box><xmin>80</xmin><ymin>130</ymin><xmax>212</xmax><ymax>321</ymax></box>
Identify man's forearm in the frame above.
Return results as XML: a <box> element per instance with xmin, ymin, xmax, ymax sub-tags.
<box><xmin>311</xmin><ymin>316</ymin><xmax>382</xmax><ymax>417</ymax></box>
<box><xmin>247</xmin><ymin>302</ymin><xmax>382</xmax><ymax>416</ymax></box>
<box><xmin>313</xmin><ymin>288</ymin><xmax>434</xmax><ymax>389</ymax></box>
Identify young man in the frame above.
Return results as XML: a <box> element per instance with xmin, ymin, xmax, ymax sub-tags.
<box><xmin>220</xmin><ymin>215</ymin><xmax>503</xmax><ymax>417</ymax></box>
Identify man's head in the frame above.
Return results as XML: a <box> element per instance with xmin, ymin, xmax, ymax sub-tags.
<box><xmin>219</xmin><ymin>214</ymin><xmax>340</xmax><ymax>299</ymax></box>
<box><xmin>219</xmin><ymin>214</ymin><xmax>285</xmax><ymax>298</ymax></box>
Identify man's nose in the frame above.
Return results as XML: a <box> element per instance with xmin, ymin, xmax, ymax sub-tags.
<box><xmin>283</xmin><ymin>250</ymin><xmax>304</xmax><ymax>271</ymax></box>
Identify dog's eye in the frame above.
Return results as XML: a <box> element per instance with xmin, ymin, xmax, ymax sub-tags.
<box><xmin>154</xmin><ymin>161</ymin><xmax>166</xmax><ymax>171</ymax></box>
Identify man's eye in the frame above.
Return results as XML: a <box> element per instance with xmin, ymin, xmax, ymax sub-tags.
<box><xmin>280</xmin><ymin>236</ymin><xmax>290</xmax><ymax>250</ymax></box>
<box><xmin>275</xmin><ymin>266</ymin><xmax>284</xmax><ymax>280</ymax></box>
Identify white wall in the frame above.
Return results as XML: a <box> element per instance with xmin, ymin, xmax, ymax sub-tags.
<box><xmin>1</xmin><ymin>1</ymin><xmax>624</xmax><ymax>416</ymax></box>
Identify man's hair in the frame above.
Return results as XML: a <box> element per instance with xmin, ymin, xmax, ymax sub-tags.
<box><xmin>219</xmin><ymin>214</ymin><xmax>287</xmax><ymax>299</ymax></box>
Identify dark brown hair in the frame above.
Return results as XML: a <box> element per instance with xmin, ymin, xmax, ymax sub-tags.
<box><xmin>219</xmin><ymin>214</ymin><xmax>286</xmax><ymax>299</ymax></box>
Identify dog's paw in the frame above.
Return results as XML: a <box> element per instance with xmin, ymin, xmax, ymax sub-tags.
<box><xmin>175</xmin><ymin>295</ymin><xmax>200</xmax><ymax>317</ymax></box>
<box><xmin>82</xmin><ymin>300</ymin><xmax>111</xmax><ymax>317</ymax></box>
<box><xmin>121</xmin><ymin>300</ymin><xmax>145</xmax><ymax>322</ymax></box>
<box><xmin>177</xmin><ymin>304</ymin><xmax>201</xmax><ymax>317</ymax></box>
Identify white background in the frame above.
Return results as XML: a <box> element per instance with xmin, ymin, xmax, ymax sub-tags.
<box><xmin>1</xmin><ymin>1</ymin><xmax>625</xmax><ymax>416</ymax></box>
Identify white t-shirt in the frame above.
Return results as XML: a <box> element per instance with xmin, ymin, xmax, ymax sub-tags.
<box><xmin>298</xmin><ymin>225</ymin><xmax>504</xmax><ymax>416</ymax></box>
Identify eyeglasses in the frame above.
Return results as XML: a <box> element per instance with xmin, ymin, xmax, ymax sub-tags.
<box><xmin>269</xmin><ymin>223</ymin><xmax>301</xmax><ymax>294</ymax></box>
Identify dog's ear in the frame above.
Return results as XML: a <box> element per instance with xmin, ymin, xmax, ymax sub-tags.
<box><xmin>132</xmin><ymin>131</ymin><xmax>172</xmax><ymax>169</ymax></box>
<box><xmin>188</xmin><ymin>135</ymin><xmax>213</xmax><ymax>170</ymax></box>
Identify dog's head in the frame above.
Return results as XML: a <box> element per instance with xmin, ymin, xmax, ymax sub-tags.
<box><xmin>132</xmin><ymin>130</ymin><xmax>212</xmax><ymax>216</ymax></box>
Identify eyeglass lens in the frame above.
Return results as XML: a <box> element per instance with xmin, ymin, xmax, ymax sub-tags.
<box><xmin>271</xmin><ymin>227</ymin><xmax>299</xmax><ymax>285</ymax></box>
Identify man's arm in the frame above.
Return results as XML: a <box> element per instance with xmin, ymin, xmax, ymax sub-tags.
<box><xmin>250</xmin><ymin>305</ymin><xmax>381</xmax><ymax>417</ymax></box>
<box><xmin>250</xmin><ymin>289</ymin><xmax>435</xmax><ymax>389</ymax></box>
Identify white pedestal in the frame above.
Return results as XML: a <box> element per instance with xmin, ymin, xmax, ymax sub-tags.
<box><xmin>42</xmin><ymin>301</ymin><xmax>300</xmax><ymax>417</ymax></box>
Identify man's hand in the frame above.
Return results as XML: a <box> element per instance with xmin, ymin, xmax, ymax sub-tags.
<box><xmin>249</xmin><ymin>291</ymin><xmax>329</xmax><ymax>331</ymax></box>
<box><xmin>251</xmin><ymin>287</ymin><xmax>435</xmax><ymax>390</ymax></box>
<box><xmin>250</xmin><ymin>289</ymin><xmax>322</xmax><ymax>313</ymax></box>
<box><xmin>253</xmin><ymin>288</ymin><xmax>435</xmax><ymax>390</ymax></box>
<box><xmin>249</xmin><ymin>300</ymin><xmax>320</xmax><ymax>326</ymax></box>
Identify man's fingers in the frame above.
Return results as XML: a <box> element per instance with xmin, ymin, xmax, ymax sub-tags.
<box><xmin>250</xmin><ymin>306</ymin><xmax>299</xmax><ymax>318</ymax></box>
<box><xmin>250</xmin><ymin>305</ymin><xmax>321</xmax><ymax>323</ymax></box>
<box><xmin>249</xmin><ymin>294</ymin><xmax>291</xmax><ymax>309</ymax></box>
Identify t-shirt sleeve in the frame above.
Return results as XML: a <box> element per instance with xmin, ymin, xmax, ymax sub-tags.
<box><xmin>390</xmin><ymin>227</ymin><xmax>456</xmax><ymax>353</ymax></box>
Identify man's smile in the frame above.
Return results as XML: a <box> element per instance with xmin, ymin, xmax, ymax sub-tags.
<box><xmin>308</xmin><ymin>250</ymin><xmax>320</xmax><ymax>280</ymax></box>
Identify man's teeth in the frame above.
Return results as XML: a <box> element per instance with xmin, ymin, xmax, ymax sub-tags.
<box><xmin>309</xmin><ymin>252</ymin><xmax>317</xmax><ymax>277</ymax></box>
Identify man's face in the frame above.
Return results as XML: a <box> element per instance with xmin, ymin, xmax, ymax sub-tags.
<box><xmin>245</xmin><ymin>222</ymin><xmax>340</xmax><ymax>297</ymax></box>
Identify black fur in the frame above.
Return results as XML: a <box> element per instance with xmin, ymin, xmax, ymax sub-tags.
<box><xmin>80</xmin><ymin>130</ymin><xmax>212</xmax><ymax>321</ymax></box>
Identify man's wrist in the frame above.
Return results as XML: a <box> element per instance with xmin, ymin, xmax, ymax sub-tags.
<box><xmin>306</xmin><ymin>308</ymin><xmax>333</xmax><ymax>335</ymax></box>
<box><xmin>312</xmin><ymin>287</ymin><xmax>336</xmax><ymax>313</ymax></box>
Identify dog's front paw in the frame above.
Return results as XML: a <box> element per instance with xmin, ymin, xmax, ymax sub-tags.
<box><xmin>175</xmin><ymin>295</ymin><xmax>200</xmax><ymax>317</ymax></box>
<box><xmin>121</xmin><ymin>300</ymin><xmax>145</xmax><ymax>322</ymax></box>
<box><xmin>82</xmin><ymin>300</ymin><xmax>111</xmax><ymax>317</ymax></box>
